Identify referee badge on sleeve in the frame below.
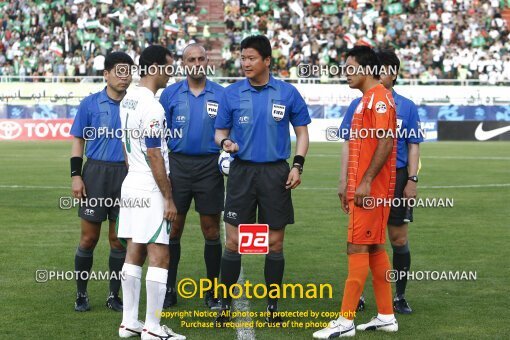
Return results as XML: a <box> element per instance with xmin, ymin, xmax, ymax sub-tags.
<box><xmin>271</xmin><ymin>103</ymin><xmax>286</xmax><ymax>122</ymax></box>
<box><xmin>206</xmin><ymin>101</ymin><xmax>219</xmax><ymax>118</ymax></box>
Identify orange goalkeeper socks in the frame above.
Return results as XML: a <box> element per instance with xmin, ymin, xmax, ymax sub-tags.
<box><xmin>369</xmin><ymin>250</ymin><xmax>394</xmax><ymax>315</ymax></box>
<box><xmin>340</xmin><ymin>253</ymin><xmax>369</xmax><ymax>320</ymax></box>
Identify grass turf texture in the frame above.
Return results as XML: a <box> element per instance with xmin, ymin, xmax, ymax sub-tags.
<box><xmin>0</xmin><ymin>141</ymin><xmax>508</xmax><ymax>339</ymax></box>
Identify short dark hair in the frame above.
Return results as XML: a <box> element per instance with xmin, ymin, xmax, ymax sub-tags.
<box><xmin>240</xmin><ymin>35</ymin><xmax>272</xmax><ymax>60</ymax></box>
<box><xmin>376</xmin><ymin>49</ymin><xmax>400</xmax><ymax>85</ymax></box>
<box><xmin>104</xmin><ymin>52</ymin><xmax>134</xmax><ymax>71</ymax></box>
<box><xmin>345</xmin><ymin>46</ymin><xmax>380</xmax><ymax>79</ymax></box>
<box><xmin>139</xmin><ymin>45</ymin><xmax>173</xmax><ymax>77</ymax></box>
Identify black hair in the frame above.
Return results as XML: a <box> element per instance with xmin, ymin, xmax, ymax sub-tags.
<box><xmin>345</xmin><ymin>45</ymin><xmax>380</xmax><ymax>79</ymax></box>
<box><xmin>240</xmin><ymin>35</ymin><xmax>272</xmax><ymax>60</ymax></box>
<box><xmin>376</xmin><ymin>49</ymin><xmax>400</xmax><ymax>85</ymax></box>
<box><xmin>139</xmin><ymin>45</ymin><xmax>173</xmax><ymax>77</ymax></box>
<box><xmin>104</xmin><ymin>52</ymin><xmax>134</xmax><ymax>71</ymax></box>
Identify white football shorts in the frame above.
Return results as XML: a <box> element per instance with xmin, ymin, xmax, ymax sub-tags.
<box><xmin>117</xmin><ymin>184</ymin><xmax>170</xmax><ymax>245</ymax></box>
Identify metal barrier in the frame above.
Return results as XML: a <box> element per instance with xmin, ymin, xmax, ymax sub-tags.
<box><xmin>0</xmin><ymin>75</ymin><xmax>509</xmax><ymax>86</ymax></box>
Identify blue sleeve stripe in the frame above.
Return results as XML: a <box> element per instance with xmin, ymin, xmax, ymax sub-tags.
<box><xmin>145</xmin><ymin>137</ymin><xmax>161</xmax><ymax>148</ymax></box>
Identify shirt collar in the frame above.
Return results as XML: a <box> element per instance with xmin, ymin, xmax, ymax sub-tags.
<box><xmin>240</xmin><ymin>74</ymin><xmax>277</xmax><ymax>92</ymax></box>
<box><xmin>98</xmin><ymin>87</ymin><xmax>121</xmax><ymax>104</ymax></box>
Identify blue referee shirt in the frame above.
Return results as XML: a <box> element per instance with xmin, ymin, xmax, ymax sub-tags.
<box><xmin>70</xmin><ymin>87</ymin><xmax>124</xmax><ymax>162</ymax></box>
<box><xmin>160</xmin><ymin>79</ymin><xmax>224</xmax><ymax>155</ymax></box>
<box><xmin>215</xmin><ymin>75</ymin><xmax>311</xmax><ymax>163</ymax></box>
<box><xmin>339</xmin><ymin>90</ymin><xmax>423</xmax><ymax>169</ymax></box>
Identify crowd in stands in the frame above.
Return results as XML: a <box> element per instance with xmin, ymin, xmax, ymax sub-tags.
<box><xmin>1</xmin><ymin>0</ymin><xmax>510</xmax><ymax>83</ymax></box>
<box><xmin>221</xmin><ymin>0</ymin><xmax>510</xmax><ymax>83</ymax></box>
<box><xmin>0</xmin><ymin>0</ymin><xmax>199</xmax><ymax>81</ymax></box>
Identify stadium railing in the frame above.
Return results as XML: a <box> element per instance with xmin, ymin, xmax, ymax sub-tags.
<box><xmin>0</xmin><ymin>76</ymin><xmax>509</xmax><ymax>86</ymax></box>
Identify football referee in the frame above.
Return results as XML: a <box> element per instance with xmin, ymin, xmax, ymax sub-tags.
<box><xmin>70</xmin><ymin>52</ymin><xmax>134</xmax><ymax>312</ymax></box>
<box><xmin>214</xmin><ymin>35</ymin><xmax>311</xmax><ymax>326</ymax></box>
<box><xmin>159</xmin><ymin>43</ymin><xmax>225</xmax><ymax>310</ymax></box>
<box><xmin>339</xmin><ymin>49</ymin><xmax>423</xmax><ymax>314</ymax></box>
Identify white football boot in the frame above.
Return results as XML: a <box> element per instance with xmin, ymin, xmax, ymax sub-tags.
<box><xmin>119</xmin><ymin>320</ymin><xmax>144</xmax><ymax>338</ymax></box>
<box><xmin>313</xmin><ymin>318</ymin><xmax>355</xmax><ymax>338</ymax></box>
<box><xmin>356</xmin><ymin>315</ymin><xmax>398</xmax><ymax>332</ymax></box>
<box><xmin>141</xmin><ymin>325</ymin><xmax>186</xmax><ymax>340</ymax></box>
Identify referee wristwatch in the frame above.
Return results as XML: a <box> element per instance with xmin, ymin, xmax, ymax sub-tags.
<box><xmin>292</xmin><ymin>155</ymin><xmax>305</xmax><ymax>174</ymax></box>
<box><xmin>292</xmin><ymin>164</ymin><xmax>303</xmax><ymax>174</ymax></box>
<box><xmin>408</xmin><ymin>176</ymin><xmax>418</xmax><ymax>183</ymax></box>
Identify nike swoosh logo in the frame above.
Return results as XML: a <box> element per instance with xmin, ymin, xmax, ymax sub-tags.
<box><xmin>474</xmin><ymin>123</ymin><xmax>510</xmax><ymax>141</ymax></box>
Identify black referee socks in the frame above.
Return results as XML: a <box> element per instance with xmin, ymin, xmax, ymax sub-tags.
<box><xmin>220</xmin><ymin>249</ymin><xmax>242</xmax><ymax>308</ymax></box>
<box><xmin>167</xmin><ymin>238</ymin><xmax>181</xmax><ymax>291</ymax></box>
<box><xmin>109</xmin><ymin>248</ymin><xmax>126</xmax><ymax>295</ymax></box>
<box><xmin>204</xmin><ymin>238</ymin><xmax>222</xmax><ymax>283</ymax></box>
<box><xmin>265</xmin><ymin>252</ymin><xmax>285</xmax><ymax>308</ymax></box>
<box><xmin>392</xmin><ymin>242</ymin><xmax>411</xmax><ymax>297</ymax></box>
<box><xmin>75</xmin><ymin>246</ymin><xmax>93</xmax><ymax>294</ymax></box>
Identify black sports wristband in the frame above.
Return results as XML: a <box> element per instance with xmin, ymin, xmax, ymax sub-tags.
<box><xmin>293</xmin><ymin>155</ymin><xmax>305</xmax><ymax>167</ymax></box>
<box><xmin>220</xmin><ymin>138</ymin><xmax>232</xmax><ymax>149</ymax></box>
<box><xmin>71</xmin><ymin>157</ymin><xmax>83</xmax><ymax>177</ymax></box>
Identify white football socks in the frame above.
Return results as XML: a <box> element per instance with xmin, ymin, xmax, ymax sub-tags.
<box><xmin>121</xmin><ymin>263</ymin><xmax>142</xmax><ymax>327</ymax></box>
<box><xmin>336</xmin><ymin>315</ymin><xmax>354</xmax><ymax>327</ymax></box>
<box><xmin>377</xmin><ymin>313</ymin><xmax>396</xmax><ymax>322</ymax></box>
<box><xmin>145</xmin><ymin>266</ymin><xmax>168</xmax><ymax>332</ymax></box>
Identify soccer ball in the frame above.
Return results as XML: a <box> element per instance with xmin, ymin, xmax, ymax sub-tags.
<box><xmin>218</xmin><ymin>151</ymin><xmax>233</xmax><ymax>176</ymax></box>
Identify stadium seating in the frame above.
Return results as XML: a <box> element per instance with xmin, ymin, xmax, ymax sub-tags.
<box><xmin>221</xmin><ymin>0</ymin><xmax>510</xmax><ymax>82</ymax></box>
<box><xmin>0</xmin><ymin>0</ymin><xmax>509</xmax><ymax>82</ymax></box>
<box><xmin>0</xmin><ymin>0</ymin><xmax>200</xmax><ymax>79</ymax></box>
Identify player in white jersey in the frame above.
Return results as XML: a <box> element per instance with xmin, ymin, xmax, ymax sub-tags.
<box><xmin>117</xmin><ymin>45</ymin><xmax>185</xmax><ymax>340</ymax></box>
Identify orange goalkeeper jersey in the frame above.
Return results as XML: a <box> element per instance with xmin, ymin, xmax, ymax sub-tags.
<box><xmin>347</xmin><ymin>84</ymin><xmax>397</xmax><ymax>201</ymax></box>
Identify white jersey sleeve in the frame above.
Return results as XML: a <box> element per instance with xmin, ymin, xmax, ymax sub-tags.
<box><xmin>142</xmin><ymin>102</ymin><xmax>166</xmax><ymax>148</ymax></box>
<box><xmin>120</xmin><ymin>86</ymin><xmax>169</xmax><ymax>190</ymax></box>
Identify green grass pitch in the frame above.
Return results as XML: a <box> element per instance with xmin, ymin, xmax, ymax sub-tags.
<box><xmin>0</xmin><ymin>141</ymin><xmax>508</xmax><ymax>339</ymax></box>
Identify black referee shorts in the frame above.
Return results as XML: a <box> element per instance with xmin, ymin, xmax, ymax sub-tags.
<box><xmin>388</xmin><ymin>167</ymin><xmax>410</xmax><ymax>226</ymax></box>
<box><xmin>168</xmin><ymin>152</ymin><xmax>225</xmax><ymax>215</ymax></box>
<box><xmin>223</xmin><ymin>159</ymin><xmax>294</xmax><ymax>230</ymax></box>
<box><xmin>79</xmin><ymin>159</ymin><xmax>127</xmax><ymax>223</ymax></box>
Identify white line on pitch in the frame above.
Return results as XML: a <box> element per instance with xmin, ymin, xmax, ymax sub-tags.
<box><xmin>306</xmin><ymin>154</ymin><xmax>510</xmax><ymax>160</ymax></box>
<box><xmin>2</xmin><ymin>183</ymin><xmax>509</xmax><ymax>191</ymax></box>
<box><xmin>220</xmin><ymin>214</ymin><xmax>256</xmax><ymax>340</ymax></box>
<box><xmin>298</xmin><ymin>183</ymin><xmax>510</xmax><ymax>190</ymax></box>
<box><xmin>421</xmin><ymin>156</ymin><xmax>510</xmax><ymax>160</ymax></box>
<box><xmin>0</xmin><ymin>184</ymin><xmax>68</xmax><ymax>189</ymax></box>
<box><xmin>419</xmin><ymin>183</ymin><xmax>510</xmax><ymax>189</ymax></box>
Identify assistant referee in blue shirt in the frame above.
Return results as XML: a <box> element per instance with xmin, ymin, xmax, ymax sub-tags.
<box><xmin>214</xmin><ymin>35</ymin><xmax>311</xmax><ymax>326</ymax></box>
<box><xmin>339</xmin><ymin>49</ymin><xmax>423</xmax><ymax>314</ymax></box>
<box><xmin>70</xmin><ymin>52</ymin><xmax>134</xmax><ymax>312</ymax></box>
<box><xmin>159</xmin><ymin>43</ymin><xmax>225</xmax><ymax>310</ymax></box>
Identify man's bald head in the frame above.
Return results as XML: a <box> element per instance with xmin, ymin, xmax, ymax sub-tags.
<box><xmin>183</xmin><ymin>43</ymin><xmax>207</xmax><ymax>61</ymax></box>
<box><xmin>182</xmin><ymin>43</ymin><xmax>208</xmax><ymax>80</ymax></box>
